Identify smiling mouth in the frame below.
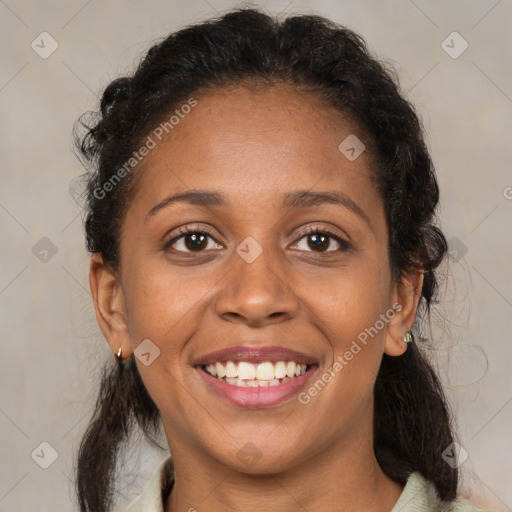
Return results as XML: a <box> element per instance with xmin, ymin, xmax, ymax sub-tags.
<box><xmin>201</xmin><ymin>360</ymin><xmax>311</xmax><ymax>387</ymax></box>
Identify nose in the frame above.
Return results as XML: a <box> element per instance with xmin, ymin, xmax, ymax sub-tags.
<box><xmin>214</xmin><ymin>244</ymin><xmax>300</xmax><ymax>327</ymax></box>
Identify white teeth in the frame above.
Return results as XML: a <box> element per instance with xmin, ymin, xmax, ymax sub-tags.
<box><xmin>256</xmin><ymin>361</ymin><xmax>275</xmax><ymax>380</ymax></box>
<box><xmin>238</xmin><ymin>361</ymin><xmax>256</xmax><ymax>380</ymax></box>
<box><xmin>286</xmin><ymin>361</ymin><xmax>296</xmax><ymax>378</ymax></box>
<box><xmin>225</xmin><ymin>361</ymin><xmax>237</xmax><ymax>378</ymax></box>
<box><xmin>203</xmin><ymin>360</ymin><xmax>309</xmax><ymax>386</ymax></box>
<box><xmin>214</xmin><ymin>376</ymin><xmax>294</xmax><ymax>387</ymax></box>
<box><xmin>275</xmin><ymin>361</ymin><xmax>287</xmax><ymax>379</ymax></box>
<box><xmin>215</xmin><ymin>362</ymin><xmax>226</xmax><ymax>378</ymax></box>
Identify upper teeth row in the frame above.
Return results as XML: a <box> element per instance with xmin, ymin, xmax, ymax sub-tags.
<box><xmin>205</xmin><ymin>361</ymin><xmax>307</xmax><ymax>380</ymax></box>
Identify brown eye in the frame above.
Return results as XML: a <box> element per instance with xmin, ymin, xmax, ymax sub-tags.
<box><xmin>294</xmin><ymin>227</ymin><xmax>350</xmax><ymax>253</ymax></box>
<box><xmin>164</xmin><ymin>228</ymin><xmax>223</xmax><ymax>253</ymax></box>
<box><xmin>182</xmin><ymin>233</ymin><xmax>208</xmax><ymax>251</ymax></box>
<box><xmin>307</xmin><ymin>233</ymin><xmax>331</xmax><ymax>252</ymax></box>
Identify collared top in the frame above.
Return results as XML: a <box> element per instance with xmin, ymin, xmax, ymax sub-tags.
<box><xmin>122</xmin><ymin>455</ymin><xmax>493</xmax><ymax>512</ymax></box>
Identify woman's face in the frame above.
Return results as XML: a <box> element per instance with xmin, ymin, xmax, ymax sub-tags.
<box><xmin>94</xmin><ymin>84</ymin><xmax>417</xmax><ymax>474</ymax></box>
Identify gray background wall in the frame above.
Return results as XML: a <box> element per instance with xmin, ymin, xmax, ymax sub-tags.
<box><xmin>1</xmin><ymin>0</ymin><xmax>511</xmax><ymax>510</ymax></box>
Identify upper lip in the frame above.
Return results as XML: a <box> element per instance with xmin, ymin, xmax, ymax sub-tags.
<box><xmin>193</xmin><ymin>345</ymin><xmax>319</xmax><ymax>366</ymax></box>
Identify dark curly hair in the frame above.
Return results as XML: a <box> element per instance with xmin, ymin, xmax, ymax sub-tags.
<box><xmin>74</xmin><ymin>7</ymin><xmax>455</xmax><ymax>512</ymax></box>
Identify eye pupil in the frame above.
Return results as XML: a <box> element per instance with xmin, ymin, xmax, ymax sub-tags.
<box><xmin>185</xmin><ymin>233</ymin><xmax>207</xmax><ymax>251</ymax></box>
<box><xmin>308</xmin><ymin>233</ymin><xmax>329</xmax><ymax>251</ymax></box>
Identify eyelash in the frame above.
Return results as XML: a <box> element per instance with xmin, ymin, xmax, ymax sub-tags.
<box><xmin>163</xmin><ymin>225</ymin><xmax>351</xmax><ymax>254</ymax></box>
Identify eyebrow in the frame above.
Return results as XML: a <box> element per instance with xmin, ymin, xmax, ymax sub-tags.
<box><xmin>282</xmin><ymin>189</ymin><xmax>371</xmax><ymax>227</ymax></box>
<box><xmin>145</xmin><ymin>189</ymin><xmax>371</xmax><ymax>227</ymax></box>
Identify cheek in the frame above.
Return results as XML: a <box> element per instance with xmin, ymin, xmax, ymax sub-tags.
<box><xmin>314</xmin><ymin>259</ymin><xmax>391</xmax><ymax>338</ymax></box>
<box><xmin>122</xmin><ymin>267</ymin><xmax>201</xmax><ymax>415</ymax></box>
<box><xmin>122</xmin><ymin>263</ymin><xmax>209</xmax><ymax>345</ymax></box>
<box><xmin>121</xmin><ymin>261</ymin><xmax>223</xmax><ymax>404</ymax></box>
<box><xmin>308</xmin><ymin>258</ymin><xmax>392</xmax><ymax>389</ymax></box>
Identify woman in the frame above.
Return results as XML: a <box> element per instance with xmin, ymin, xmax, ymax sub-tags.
<box><xmin>74</xmin><ymin>8</ymin><xmax>493</xmax><ymax>512</ymax></box>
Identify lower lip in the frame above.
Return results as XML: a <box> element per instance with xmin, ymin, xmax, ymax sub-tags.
<box><xmin>196</xmin><ymin>365</ymin><xmax>318</xmax><ymax>408</ymax></box>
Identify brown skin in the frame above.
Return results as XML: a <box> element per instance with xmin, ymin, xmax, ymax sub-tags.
<box><xmin>90</xmin><ymin>84</ymin><xmax>423</xmax><ymax>512</ymax></box>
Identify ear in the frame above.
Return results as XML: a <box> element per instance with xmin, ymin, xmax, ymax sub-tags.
<box><xmin>384</xmin><ymin>268</ymin><xmax>424</xmax><ymax>357</ymax></box>
<box><xmin>89</xmin><ymin>253</ymin><xmax>132</xmax><ymax>359</ymax></box>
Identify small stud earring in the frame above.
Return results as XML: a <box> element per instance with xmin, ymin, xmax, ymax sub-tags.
<box><xmin>402</xmin><ymin>330</ymin><xmax>413</xmax><ymax>343</ymax></box>
<box><xmin>116</xmin><ymin>347</ymin><xmax>122</xmax><ymax>360</ymax></box>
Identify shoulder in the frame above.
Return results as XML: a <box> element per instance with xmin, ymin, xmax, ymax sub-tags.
<box><xmin>390</xmin><ymin>472</ymin><xmax>495</xmax><ymax>512</ymax></box>
<box><xmin>122</xmin><ymin>455</ymin><xmax>174</xmax><ymax>512</ymax></box>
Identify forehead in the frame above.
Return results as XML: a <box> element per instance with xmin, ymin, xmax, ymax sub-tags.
<box><xmin>153</xmin><ymin>83</ymin><xmax>365</xmax><ymax>173</ymax></box>
<box><xmin>128</xmin><ymin>83</ymin><xmax>383</xmax><ymax>229</ymax></box>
